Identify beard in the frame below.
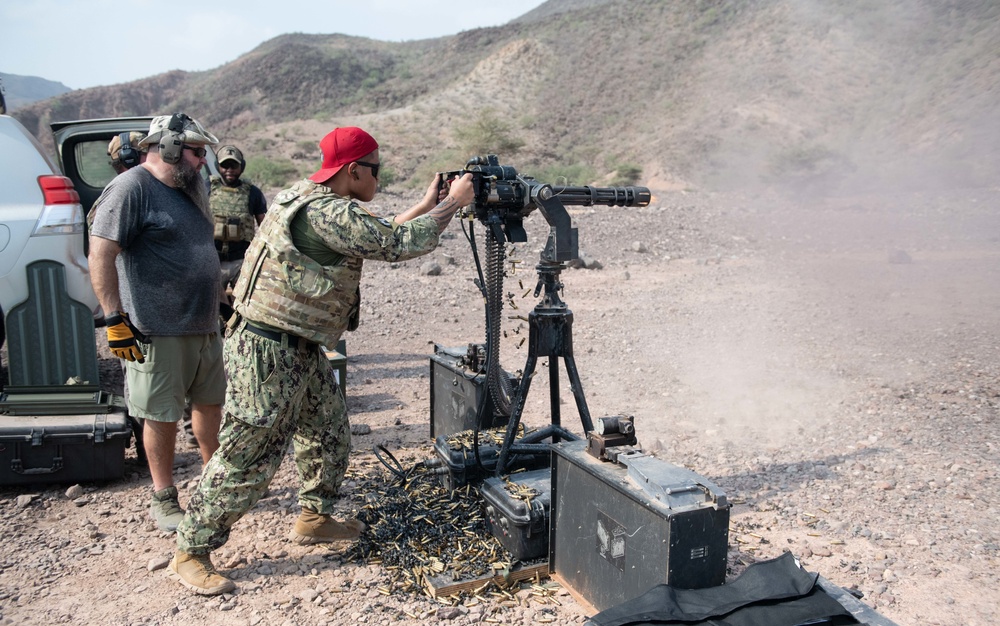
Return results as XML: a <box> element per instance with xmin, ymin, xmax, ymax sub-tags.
<box><xmin>172</xmin><ymin>159</ymin><xmax>211</xmax><ymax>218</ymax></box>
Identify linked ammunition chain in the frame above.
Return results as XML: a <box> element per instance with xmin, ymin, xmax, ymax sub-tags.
<box><xmin>485</xmin><ymin>229</ymin><xmax>515</xmax><ymax>415</ymax></box>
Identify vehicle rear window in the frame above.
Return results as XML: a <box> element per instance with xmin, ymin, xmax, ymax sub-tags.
<box><xmin>73</xmin><ymin>140</ymin><xmax>117</xmax><ymax>189</ymax></box>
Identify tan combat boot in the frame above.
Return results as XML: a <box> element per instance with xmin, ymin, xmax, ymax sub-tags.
<box><xmin>288</xmin><ymin>508</ymin><xmax>365</xmax><ymax>545</ymax></box>
<box><xmin>166</xmin><ymin>551</ymin><xmax>236</xmax><ymax>595</ymax></box>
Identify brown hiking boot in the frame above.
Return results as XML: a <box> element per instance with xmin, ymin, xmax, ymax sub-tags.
<box><xmin>288</xmin><ymin>509</ymin><xmax>365</xmax><ymax>545</ymax></box>
<box><xmin>166</xmin><ymin>551</ymin><xmax>236</xmax><ymax>595</ymax></box>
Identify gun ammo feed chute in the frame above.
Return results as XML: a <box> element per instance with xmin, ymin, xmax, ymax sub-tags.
<box><xmin>436</xmin><ymin>155</ymin><xmax>650</xmax><ymax>476</ymax></box>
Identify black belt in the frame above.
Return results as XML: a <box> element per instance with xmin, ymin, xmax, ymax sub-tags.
<box><xmin>242</xmin><ymin>321</ymin><xmax>311</xmax><ymax>349</ymax></box>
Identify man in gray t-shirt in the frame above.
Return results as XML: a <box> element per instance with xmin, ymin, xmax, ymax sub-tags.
<box><xmin>93</xmin><ymin>166</ymin><xmax>221</xmax><ymax>334</ymax></box>
<box><xmin>89</xmin><ymin>113</ymin><xmax>227</xmax><ymax>533</ymax></box>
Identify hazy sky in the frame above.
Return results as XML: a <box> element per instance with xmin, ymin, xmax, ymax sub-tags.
<box><xmin>0</xmin><ymin>0</ymin><xmax>547</xmax><ymax>90</ymax></box>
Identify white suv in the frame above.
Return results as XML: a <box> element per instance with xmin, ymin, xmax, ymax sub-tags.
<box><xmin>0</xmin><ymin>114</ymin><xmax>221</xmax><ymax>354</ymax></box>
<box><xmin>0</xmin><ymin>113</ymin><xmax>98</xmax><ymax>349</ymax></box>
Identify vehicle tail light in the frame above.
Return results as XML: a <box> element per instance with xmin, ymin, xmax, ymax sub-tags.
<box><xmin>38</xmin><ymin>175</ymin><xmax>81</xmax><ymax>204</ymax></box>
<box><xmin>33</xmin><ymin>175</ymin><xmax>85</xmax><ymax>236</ymax></box>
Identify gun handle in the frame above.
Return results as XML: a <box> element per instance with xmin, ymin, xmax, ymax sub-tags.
<box><xmin>436</xmin><ymin>169</ymin><xmax>465</xmax><ymax>200</ymax></box>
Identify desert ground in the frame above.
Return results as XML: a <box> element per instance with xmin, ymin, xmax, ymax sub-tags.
<box><xmin>2</xmin><ymin>184</ymin><xmax>999</xmax><ymax>626</ymax></box>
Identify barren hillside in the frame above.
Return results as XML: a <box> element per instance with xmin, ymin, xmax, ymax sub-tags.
<box><xmin>12</xmin><ymin>0</ymin><xmax>1000</xmax><ymax>193</ymax></box>
<box><xmin>2</xmin><ymin>2</ymin><xmax>1000</xmax><ymax>624</ymax></box>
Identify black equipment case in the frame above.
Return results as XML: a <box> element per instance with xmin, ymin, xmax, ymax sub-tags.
<box><xmin>429</xmin><ymin>344</ymin><xmax>511</xmax><ymax>438</ymax></box>
<box><xmin>433</xmin><ymin>430</ymin><xmax>506</xmax><ymax>491</ymax></box>
<box><xmin>0</xmin><ymin>387</ymin><xmax>131</xmax><ymax>486</ymax></box>
<box><xmin>480</xmin><ymin>468</ymin><xmax>552</xmax><ymax>561</ymax></box>
<box><xmin>550</xmin><ymin>440</ymin><xmax>730</xmax><ymax>612</ymax></box>
<box><xmin>432</xmin><ymin>427</ymin><xmax>550</xmax><ymax>491</ymax></box>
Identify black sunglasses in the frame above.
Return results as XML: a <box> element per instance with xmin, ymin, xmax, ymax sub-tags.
<box><xmin>355</xmin><ymin>160</ymin><xmax>380</xmax><ymax>179</ymax></box>
<box><xmin>182</xmin><ymin>145</ymin><xmax>208</xmax><ymax>158</ymax></box>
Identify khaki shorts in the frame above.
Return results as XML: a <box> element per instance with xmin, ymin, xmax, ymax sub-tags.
<box><xmin>125</xmin><ymin>334</ymin><xmax>226</xmax><ymax>423</ymax></box>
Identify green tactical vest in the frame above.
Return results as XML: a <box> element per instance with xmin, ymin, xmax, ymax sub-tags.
<box><xmin>232</xmin><ymin>181</ymin><xmax>363</xmax><ymax>348</ymax></box>
<box><xmin>209</xmin><ymin>177</ymin><xmax>257</xmax><ymax>245</ymax></box>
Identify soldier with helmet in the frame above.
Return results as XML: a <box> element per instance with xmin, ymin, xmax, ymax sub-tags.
<box><xmin>167</xmin><ymin>126</ymin><xmax>475</xmax><ymax>595</ymax></box>
<box><xmin>209</xmin><ymin>145</ymin><xmax>267</xmax><ymax>319</ymax></box>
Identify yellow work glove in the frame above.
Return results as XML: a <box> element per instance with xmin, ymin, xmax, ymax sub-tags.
<box><xmin>105</xmin><ymin>311</ymin><xmax>149</xmax><ymax>363</ymax></box>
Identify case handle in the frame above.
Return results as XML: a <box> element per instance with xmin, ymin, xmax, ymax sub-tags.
<box><xmin>10</xmin><ymin>444</ymin><xmax>64</xmax><ymax>475</ymax></box>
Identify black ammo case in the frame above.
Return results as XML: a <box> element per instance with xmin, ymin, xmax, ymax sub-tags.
<box><xmin>480</xmin><ymin>468</ymin><xmax>552</xmax><ymax>561</ymax></box>
<box><xmin>429</xmin><ymin>344</ymin><xmax>512</xmax><ymax>438</ymax></box>
<box><xmin>432</xmin><ymin>427</ymin><xmax>549</xmax><ymax>491</ymax></box>
<box><xmin>0</xmin><ymin>387</ymin><xmax>131</xmax><ymax>486</ymax></box>
<box><xmin>550</xmin><ymin>440</ymin><xmax>730</xmax><ymax>612</ymax></box>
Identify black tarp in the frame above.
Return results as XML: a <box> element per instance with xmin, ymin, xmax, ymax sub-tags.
<box><xmin>586</xmin><ymin>552</ymin><xmax>859</xmax><ymax>626</ymax></box>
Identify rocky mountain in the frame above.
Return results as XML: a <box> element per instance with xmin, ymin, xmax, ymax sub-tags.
<box><xmin>0</xmin><ymin>72</ymin><xmax>71</xmax><ymax>111</ymax></box>
<box><xmin>12</xmin><ymin>0</ymin><xmax>1000</xmax><ymax>194</ymax></box>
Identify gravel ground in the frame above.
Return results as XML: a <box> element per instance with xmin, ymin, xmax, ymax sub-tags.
<box><xmin>1</xmin><ymin>186</ymin><xmax>998</xmax><ymax>626</ymax></box>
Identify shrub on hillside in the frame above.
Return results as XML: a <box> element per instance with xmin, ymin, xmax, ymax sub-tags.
<box><xmin>245</xmin><ymin>156</ymin><xmax>305</xmax><ymax>190</ymax></box>
<box><xmin>454</xmin><ymin>108</ymin><xmax>524</xmax><ymax>158</ymax></box>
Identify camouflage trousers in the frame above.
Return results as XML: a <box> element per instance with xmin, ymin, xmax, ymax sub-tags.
<box><xmin>176</xmin><ymin>323</ymin><xmax>349</xmax><ymax>555</ymax></box>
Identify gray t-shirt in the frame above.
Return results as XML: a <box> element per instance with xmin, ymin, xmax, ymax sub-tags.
<box><xmin>90</xmin><ymin>166</ymin><xmax>221</xmax><ymax>336</ymax></box>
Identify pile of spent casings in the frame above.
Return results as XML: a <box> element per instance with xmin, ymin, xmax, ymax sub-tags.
<box><xmin>345</xmin><ymin>459</ymin><xmax>513</xmax><ymax>596</ymax></box>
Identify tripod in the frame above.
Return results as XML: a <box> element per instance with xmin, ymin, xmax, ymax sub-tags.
<box><xmin>452</xmin><ymin>158</ymin><xmax>648</xmax><ymax>475</ymax></box>
<box><xmin>494</xmin><ymin>257</ymin><xmax>594</xmax><ymax>475</ymax></box>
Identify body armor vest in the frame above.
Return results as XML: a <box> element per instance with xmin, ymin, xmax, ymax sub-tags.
<box><xmin>232</xmin><ymin>182</ymin><xmax>362</xmax><ymax>348</ymax></box>
<box><xmin>209</xmin><ymin>177</ymin><xmax>256</xmax><ymax>246</ymax></box>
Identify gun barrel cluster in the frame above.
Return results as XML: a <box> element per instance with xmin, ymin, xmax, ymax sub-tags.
<box><xmin>544</xmin><ymin>185</ymin><xmax>651</xmax><ymax>207</ymax></box>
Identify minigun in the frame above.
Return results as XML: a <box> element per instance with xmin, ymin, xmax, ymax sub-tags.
<box><xmin>442</xmin><ymin>155</ymin><xmax>650</xmax><ymax>262</ymax></box>
<box><xmin>440</xmin><ymin>155</ymin><xmax>652</xmax><ymax>476</ymax></box>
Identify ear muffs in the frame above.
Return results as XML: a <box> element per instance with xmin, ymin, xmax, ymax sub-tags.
<box><xmin>158</xmin><ymin>113</ymin><xmax>191</xmax><ymax>165</ymax></box>
<box><xmin>117</xmin><ymin>132</ymin><xmax>140</xmax><ymax>169</ymax></box>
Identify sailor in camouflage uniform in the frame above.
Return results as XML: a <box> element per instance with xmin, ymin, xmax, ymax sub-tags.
<box><xmin>168</xmin><ymin>126</ymin><xmax>475</xmax><ymax>595</ymax></box>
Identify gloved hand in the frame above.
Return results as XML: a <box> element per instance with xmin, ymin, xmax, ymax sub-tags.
<box><xmin>105</xmin><ymin>311</ymin><xmax>149</xmax><ymax>363</ymax></box>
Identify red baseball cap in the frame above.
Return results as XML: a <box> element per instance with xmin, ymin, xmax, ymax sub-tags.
<box><xmin>309</xmin><ymin>127</ymin><xmax>379</xmax><ymax>183</ymax></box>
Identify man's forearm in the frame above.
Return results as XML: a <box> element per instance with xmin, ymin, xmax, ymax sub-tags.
<box><xmin>426</xmin><ymin>195</ymin><xmax>461</xmax><ymax>232</ymax></box>
<box><xmin>88</xmin><ymin>237</ymin><xmax>123</xmax><ymax>314</ymax></box>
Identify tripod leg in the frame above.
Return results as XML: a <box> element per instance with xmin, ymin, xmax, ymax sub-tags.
<box><xmin>496</xmin><ymin>349</ymin><xmax>538</xmax><ymax>475</ymax></box>
<box><xmin>549</xmin><ymin>356</ymin><xmax>562</xmax><ymax>442</ymax></box>
<box><xmin>563</xmin><ymin>354</ymin><xmax>594</xmax><ymax>433</ymax></box>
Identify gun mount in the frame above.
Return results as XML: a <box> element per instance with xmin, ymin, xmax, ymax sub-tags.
<box><xmin>443</xmin><ymin>155</ymin><xmax>651</xmax><ymax>475</ymax></box>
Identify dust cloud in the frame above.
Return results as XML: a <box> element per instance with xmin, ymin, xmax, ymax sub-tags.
<box><xmin>628</xmin><ymin>0</ymin><xmax>1000</xmax><ymax>447</ymax></box>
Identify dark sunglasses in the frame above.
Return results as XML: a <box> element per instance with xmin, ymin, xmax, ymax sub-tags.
<box><xmin>182</xmin><ymin>145</ymin><xmax>208</xmax><ymax>158</ymax></box>
<box><xmin>355</xmin><ymin>160</ymin><xmax>380</xmax><ymax>179</ymax></box>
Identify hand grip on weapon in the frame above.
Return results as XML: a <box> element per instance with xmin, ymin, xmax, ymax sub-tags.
<box><xmin>421</xmin><ymin>173</ymin><xmax>475</xmax><ymax>233</ymax></box>
<box><xmin>105</xmin><ymin>311</ymin><xmax>149</xmax><ymax>363</ymax></box>
<box><xmin>441</xmin><ymin>173</ymin><xmax>475</xmax><ymax>208</ymax></box>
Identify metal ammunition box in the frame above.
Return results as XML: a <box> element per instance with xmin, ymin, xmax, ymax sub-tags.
<box><xmin>550</xmin><ymin>440</ymin><xmax>730</xmax><ymax>612</ymax></box>
<box><xmin>324</xmin><ymin>338</ymin><xmax>347</xmax><ymax>394</ymax></box>
<box><xmin>480</xmin><ymin>468</ymin><xmax>552</xmax><ymax>561</ymax></box>
<box><xmin>429</xmin><ymin>344</ymin><xmax>511</xmax><ymax>438</ymax></box>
